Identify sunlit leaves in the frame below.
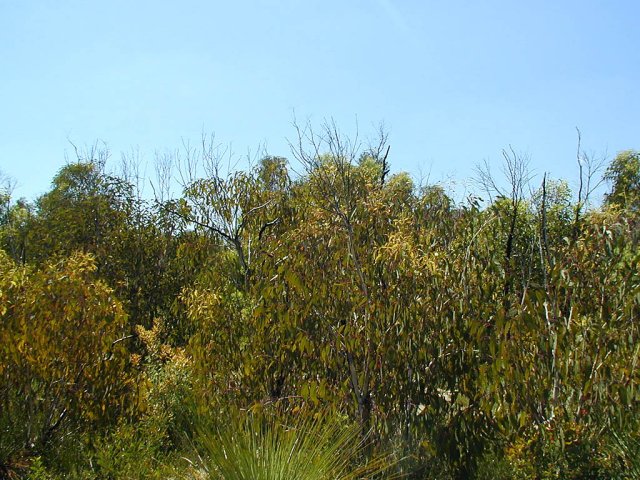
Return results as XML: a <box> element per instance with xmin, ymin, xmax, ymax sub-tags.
<box><xmin>0</xmin><ymin>251</ymin><xmax>136</xmax><ymax>451</ymax></box>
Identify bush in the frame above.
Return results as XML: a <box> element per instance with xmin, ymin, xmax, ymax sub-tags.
<box><xmin>182</xmin><ymin>410</ymin><xmax>394</xmax><ymax>480</ymax></box>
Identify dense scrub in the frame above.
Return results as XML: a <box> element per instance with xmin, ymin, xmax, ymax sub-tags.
<box><xmin>1</xmin><ymin>128</ymin><xmax>639</xmax><ymax>479</ymax></box>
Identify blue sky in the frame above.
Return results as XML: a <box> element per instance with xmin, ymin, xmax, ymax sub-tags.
<box><xmin>1</xmin><ymin>0</ymin><xmax>638</xmax><ymax>200</ymax></box>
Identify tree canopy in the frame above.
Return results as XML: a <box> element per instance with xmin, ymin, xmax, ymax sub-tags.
<box><xmin>1</xmin><ymin>129</ymin><xmax>639</xmax><ymax>479</ymax></box>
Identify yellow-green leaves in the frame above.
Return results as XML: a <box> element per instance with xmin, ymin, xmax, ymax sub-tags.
<box><xmin>0</xmin><ymin>251</ymin><xmax>136</xmax><ymax>451</ymax></box>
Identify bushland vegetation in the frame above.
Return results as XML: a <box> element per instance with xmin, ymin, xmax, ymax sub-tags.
<box><xmin>1</xmin><ymin>124</ymin><xmax>639</xmax><ymax>479</ymax></box>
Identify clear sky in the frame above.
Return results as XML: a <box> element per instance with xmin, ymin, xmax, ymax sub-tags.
<box><xmin>1</xmin><ymin>0</ymin><xmax>638</xmax><ymax>200</ymax></box>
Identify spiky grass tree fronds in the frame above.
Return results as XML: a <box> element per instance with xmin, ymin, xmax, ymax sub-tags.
<box><xmin>610</xmin><ymin>430</ymin><xmax>640</xmax><ymax>479</ymax></box>
<box><xmin>183</xmin><ymin>411</ymin><xmax>394</xmax><ymax>480</ymax></box>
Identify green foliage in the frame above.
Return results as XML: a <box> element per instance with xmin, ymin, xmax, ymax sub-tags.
<box><xmin>135</xmin><ymin>318</ymin><xmax>196</xmax><ymax>446</ymax></box>
<box><xmin>605</xmin><ymin>150</ymin><xmax>640</xmax><ymax>212</ymax></box>
<box><xmin>28</xmin><ymin>160</ymin><xmax>133</xmax><ymax>263</ymax></box>
<box><xmin>183</xmin><ymin>410</ymin><xmax>394</xmax><ymax>480</ymax></box>
<box><xmin>89</xmin><ymin>419</ymin><xmax>175</xmax><ymax>480</ymax></box>
<box><xmin>27</xmin><ymin>457</ymin><xmax>56</xmax><ymax>480</ymax></box>
<box><xmin>610</xmin><ymin>428</ymin><xmax>640</xmax><ymax>479</ymax></box>
<box><xmin>0</xmin><ymin>251</ymin><xmax>137</xmax><ymax>472</ymax></box>
<box><xmin>1</xmin><ymin>133</ymin><xmax>639</xmax><ymax>478</ymax></box>
<box><xmin>475</xmin><ymin>422</ymin><xmax>633</xmax><ymax>480</ymax></box>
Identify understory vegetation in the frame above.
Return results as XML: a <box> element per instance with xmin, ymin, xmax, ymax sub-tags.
<box><xmin>1</xmin><ymin>124</ymin><xmax>639</xmax><ymax>478</ymax></box>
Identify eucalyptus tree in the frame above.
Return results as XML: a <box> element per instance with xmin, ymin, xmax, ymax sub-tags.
<box><xmin>0</xmin><ymin>251</ymin><xmax>136</xmax><ymax>473</ymax></box>
<box><xmin>605</xmin><ymin>150</ymin><xmax>640</xmax><ymax>214</ymax></box>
